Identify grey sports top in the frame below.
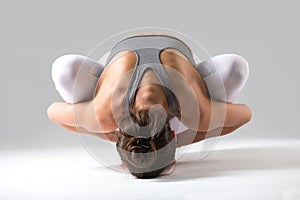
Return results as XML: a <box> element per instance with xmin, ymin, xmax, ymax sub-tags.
<box><xmin>105</xmin><ymin>35</ymin><xmax>196</xmax><ymax>118</ymax></box>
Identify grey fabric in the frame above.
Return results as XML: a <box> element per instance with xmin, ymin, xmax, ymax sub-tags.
<box><xmin>106</xmin><ymin>35</ymin><xmax>195</xmax><ymax>118</ymax></box>
<box><xmin>195</xmin><ymin>58</ymin><xmax>218</xmax><ymax>78</ymax></box>
<box><xmin>105</xmin><ymin>35</ymin><xmax>195</xmax><ymax>67</ymax></box>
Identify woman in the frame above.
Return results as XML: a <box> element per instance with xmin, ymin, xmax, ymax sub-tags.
<box><xmin>47</xmin><ymin>34</ymin><xmax>252</xmax><ymax>178</ymax></box>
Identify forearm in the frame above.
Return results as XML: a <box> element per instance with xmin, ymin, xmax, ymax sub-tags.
<box><xmin>197</xmin><ymin>101</ymin><xmax>252</xmax><ymax>132</ymax></box>
<box><xmin>176</xmin><ymin>126</ymin><xmax>239</xmax><ymax>148</ymax></box>
<box><xmin>59</xmin><ymin>123</ymin><xmax>118</xmax><ymax>143</ymax></box>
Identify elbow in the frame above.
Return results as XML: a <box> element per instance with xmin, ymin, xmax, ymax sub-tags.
<box><xmin>47</xmin><ymin>103</ymin><xmax>56</xmax><ymax>122</ymax></box>
<box><xmin>244</xmin><ymin>105</ymin><xmax>252</xmax><ymax>123</ymax></box>
<box><xmin>240</xmin><ymin>105</ymin><xmax>252</xmax><ymax>126</ymax></box>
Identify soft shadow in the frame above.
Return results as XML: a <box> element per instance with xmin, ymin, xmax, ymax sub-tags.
<box><xmin>155</xmin><ymin>142</ymin><xmax>300</xmax><ymax>182</ymax></box>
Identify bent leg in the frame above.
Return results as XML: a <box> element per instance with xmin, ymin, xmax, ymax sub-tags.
<box><xmin>196</xmin><ymin>54</ymin><xmax>249</xmax><ymax>103</ymax></box>
<box><xmin>52</xmin><ymin>54</ymin><xmax>104</xmax><ymax>103</ymax></box>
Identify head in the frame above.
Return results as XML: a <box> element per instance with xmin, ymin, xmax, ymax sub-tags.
<box><xmin>116</xmin><ymin>104</ymin><xmax>176</xmax><ymax>179</ymax></box>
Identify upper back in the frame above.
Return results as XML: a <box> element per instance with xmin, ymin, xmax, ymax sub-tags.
<box><xmin>93</xmin><ymin>35</ymin><xmax>211</xmax><ymax>131</ymax></box>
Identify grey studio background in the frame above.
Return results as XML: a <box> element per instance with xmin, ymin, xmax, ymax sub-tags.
<box><xmin>1</xmin><ymin>1</ymin><xmax>300</xmax><ymax>200</ymax></box>
<box><xmin>0</xmin><ymin>0</ymin><xmax>299</xmax><ymax>150</ymax></box>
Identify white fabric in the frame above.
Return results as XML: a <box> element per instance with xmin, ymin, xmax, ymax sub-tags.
<box><xmin>51</xmin><ymin>54</ymin><xmax>104</xmax><ymax>103</ymax></box>
<box><xmin>196</xmin><ymin>54</ymin><xmax>249</xmax><ymax>103</ymax></box>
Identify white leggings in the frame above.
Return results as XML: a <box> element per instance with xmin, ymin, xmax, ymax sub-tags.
<box><xmin>51</xmin><ymin>54</ymin><xmax>249</xmax><ymax>104</ymax></box>
<box><xmin>51</xmin><ymin>54</ymin><xmax>104</xmax><ymax>103</ymax></box>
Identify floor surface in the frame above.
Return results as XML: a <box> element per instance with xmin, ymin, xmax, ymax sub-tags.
<box><xmin>1</xmin><ymin>137</ymin><xmax>300</xmax><ymax>200</ymax></box>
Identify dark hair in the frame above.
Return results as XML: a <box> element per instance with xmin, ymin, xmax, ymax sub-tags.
<box><xmin>116</xmin><ymin>106</ymin><xmax>176</xmax><ymax>179</ymax></box>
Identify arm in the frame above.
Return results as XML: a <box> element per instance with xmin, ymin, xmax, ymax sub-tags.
<box><xmin>58</xmin><ymin>123</ymin><xmax>119</xmax><ymax>143</ymax></box>
<box><xmin>177</xmin><ymin>102</ymin><xmax>252</xmax><ymax>147</ymax></box>
<box><xmin>176</xmin><ymin>126</ymin><xmax>239</xmax><ymax>147</ymax></box>
<box><xmin>47</xmin><ymin>101</ymin><xmax>118</xmax><ymax>142</ymax></box>
<box><xmin>197</xmin><ymin>101</ymin><xmax>252</xmax><ymax>132</ymax></box>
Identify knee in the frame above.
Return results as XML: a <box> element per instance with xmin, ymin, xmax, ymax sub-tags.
<box><xmin>226</xmin><ymin>54</ymin><xmax>249</xmax><ymax>85</ymax></box>
<box><xmin>51</xmin><ymin>54</ymin><xmax>85</xmax><ymax>86</ymax></box>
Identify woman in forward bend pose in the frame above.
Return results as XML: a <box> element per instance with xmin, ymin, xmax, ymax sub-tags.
<box><xmin>47</xmin><ymin>34</ymin><xmax>252</xmax><ymax>178</ymax></box>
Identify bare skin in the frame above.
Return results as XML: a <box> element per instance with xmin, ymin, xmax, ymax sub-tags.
<box><xmin>47</xmin><ymin>46</ymin><xmax>252</xmax><ymax>147</ymax></box>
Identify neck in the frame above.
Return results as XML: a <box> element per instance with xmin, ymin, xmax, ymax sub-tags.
<box><xmin>133</xmin><ymin>84</ymin><xmax>169</xmax><ymax>112</ymax></box>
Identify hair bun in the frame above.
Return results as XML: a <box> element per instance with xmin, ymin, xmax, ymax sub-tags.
<box><xmin>130</xmin><ymin>148</ymin><xmax>155</xmax><ymax>168</ymax></box>
<box><xmin>136</xmin><ymin>138</ymin><xmax>151</xmax><ymax>149</ymax></box>
<box><xmin>129</xmin><ymin>138</ymin><xmax>156</xmax><ymax>168</ymax></box>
